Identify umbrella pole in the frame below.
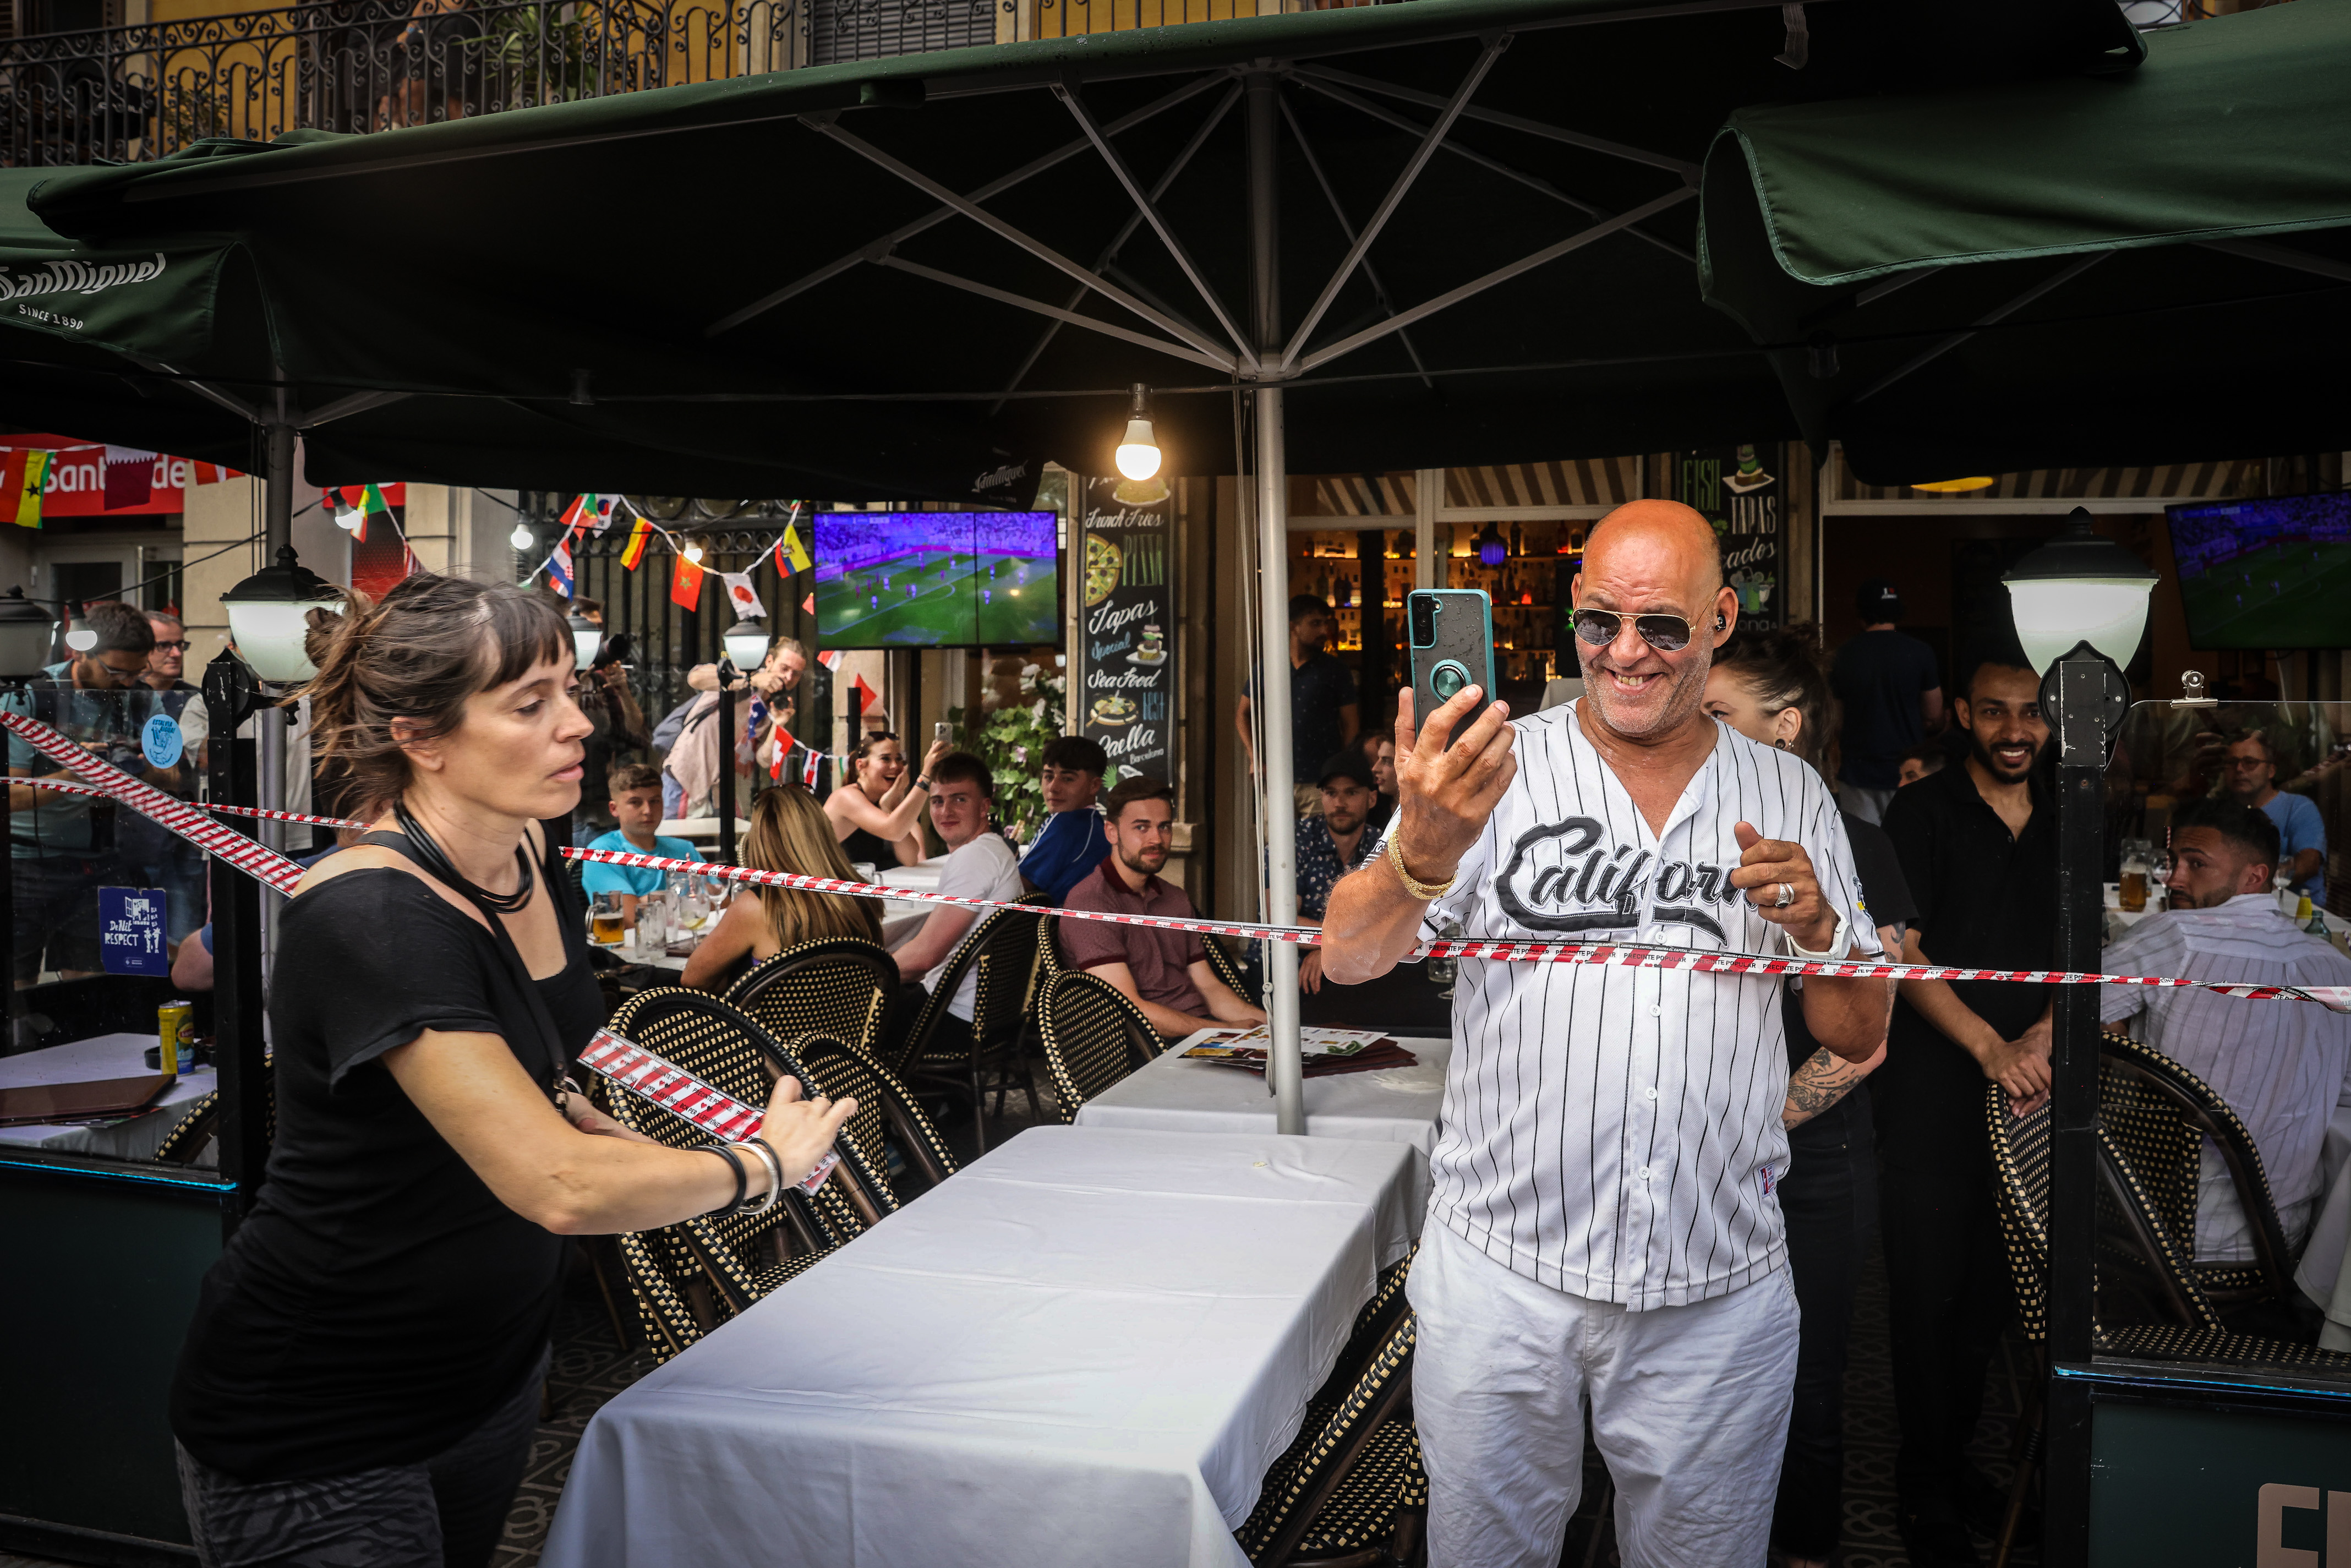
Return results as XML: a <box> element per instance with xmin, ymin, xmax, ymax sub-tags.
<box><xmin>1246</xmin><ymin>71</ymin><xmax>1304</xmax><ymax>1136</ymax></box>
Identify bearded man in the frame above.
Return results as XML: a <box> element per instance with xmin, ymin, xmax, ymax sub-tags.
<box><xmin>1874</xmin><ymin>647</ymin><xmax>2058</xmax><ymax>1566</ymax></box>
<box><xmin>1320</xmin><ymin>499</ymin><xmax>1893</xmax><ymax>1566</ymax></box>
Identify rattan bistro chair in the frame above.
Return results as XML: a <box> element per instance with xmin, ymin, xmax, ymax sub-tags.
<box><xmin>597</xmin><ymin>988</ymin><xmax>895</xmax><ymax>1360</ymax></box>
<box><xmin>894</xmin><ymin>904</ymin><xmax>1046</xmax><ymax>1151</ymax></box>
<box><xmin>788</xmin><ymin>1032</ymin><xmax>959</xmax><ymax>1203</ymax></box>
<box><xmin>724</xmin><ymin>936</ymin><xmax>898</xmax><ymax>1057</ymax></box>
<box><xmin>1236</xmin><ymin>1310</ymin><xmax>1426</xmax><ymax>1567</ymax></box>
<box><xmin>2097</xmin><ymin>1030</ymin><xmax>2300</xmax><ymax>1310</ymax></box>
<box><xmin>1205</xmin><ymin>935</ymin><xmax>1261</xmax><ymax>1009</ymax></box>
<box><xmin>154</xmin><ymin>1070</ymin><xmax>276</xmax><ymax>1167</ymax></box>
<box><xmin>1037</xmin><ymin>970</ymin><xmax>1158</xmax><ymax>1122</ymax></box>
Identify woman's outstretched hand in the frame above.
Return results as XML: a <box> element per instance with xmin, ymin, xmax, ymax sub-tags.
<box><xmin>757</xmin><ymin>1076</ymin><xmax>858</xmax><ymax>1187</ymax></box>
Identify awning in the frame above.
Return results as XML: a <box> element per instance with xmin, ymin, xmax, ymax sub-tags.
<box><xmin>1696</xmin><ymin>2</ymin><xmax>2351</xmax><ymax>483</ymax></box>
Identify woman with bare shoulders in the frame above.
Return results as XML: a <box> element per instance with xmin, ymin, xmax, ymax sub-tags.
<box><xmin>824</xmin><ymin>728</ymin><xmax>950</xmax><ymax>870</ymax></box>
<box><xmin>684</xmin><ymin>784</ymin><xmax>883</xmax><ymax>990</ymax></box>
<box><xmin>168</xmin><ymin>575</ymin><xmax>853</xmax><ymax>1568</ymax></box>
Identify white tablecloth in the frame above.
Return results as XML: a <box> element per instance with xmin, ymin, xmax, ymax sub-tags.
<box><xmin>2295</xmin><ymin>1103</ymin><xmax>2351</xmax><ymax>1349</ymax></box>
<box><xmin>543</xmin><ymin>1126</ymin><xmax>1417</xmax><ymax>1568</ymax></box>
<box><xmin>626</xmin><ymin>908</ymin><xmax>930</xmax><ymax>974</ymax></box>
<box><xmin>0</xmin><ymin>1032</ymin><xmax>216</xmax><ymax>1163</ymax></box>
<box><xmin>1075</xmin><ymin>1031</ymin><xmax>1450</xmax><ymax>1210</ymax></box>
<box><xmin>877</xmin><ymin>859</ymin><xmax>948</xmax><ymax>893</ymax></box>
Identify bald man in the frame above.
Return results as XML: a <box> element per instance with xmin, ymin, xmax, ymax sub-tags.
<box><xmin>1323</xmin><ymin>499</ymin><xmax>1893</xmax><ymax>1567</ymax></box>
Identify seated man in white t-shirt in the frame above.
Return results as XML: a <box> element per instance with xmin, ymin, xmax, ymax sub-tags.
<box><xmin>890</xmin><ymin>751</ymin><xmax>1025</xmax><ymax>1058</ymax></box>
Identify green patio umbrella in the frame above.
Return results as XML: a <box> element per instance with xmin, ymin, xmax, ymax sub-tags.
<box><xmin>1696</xmin><ymin>1</ymin><xmax>2351</xmax><ymax>483</ymax></box>
<box><xmin>0</xmin><ymin>0</ymin><xmax>2139</xmax><ymax>1123</ymax></box>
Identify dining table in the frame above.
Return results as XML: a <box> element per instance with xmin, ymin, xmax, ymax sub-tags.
<box><xmin>0</xmin><ymin>1032</ymin><xmax>216</xmax><ymax>1164</ymax></box>
<box><xmin>542</xmin><ymin>1125</ymin><xmax>1419</xmax><ymax>1568</ymax></box>
<box><xmin>1075</xmin><ymin>1028</ymin><xmax>1451</xmax><ymax>1209</ymax></box>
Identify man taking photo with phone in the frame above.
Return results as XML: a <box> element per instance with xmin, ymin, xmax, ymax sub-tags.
<box><xmin>1320</xmin><ymin>499</ymin><xmax>1893</xmax><ymax>1568</ymax></box>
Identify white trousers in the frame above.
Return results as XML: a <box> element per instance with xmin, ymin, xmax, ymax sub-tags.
<box><xmin>1408</xmin><ymin>1220</ymin><xmax>1801</xmax><ymax>1568</ymax></box>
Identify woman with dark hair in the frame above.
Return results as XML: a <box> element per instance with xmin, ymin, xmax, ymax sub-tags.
<box><xmin>168</xmin><ymin>574</ymin><xmax>855</xmax><ymax>1568</ymax></box>
<box><xmin>824</xmin><ymin>728</ymin><xmax>950</xmax><ymax>870</ymax></box>
<box><xmin>1705</xmin><ymin>624</ymin><xmax>1913</xmax><ymax>1568</ymax></box>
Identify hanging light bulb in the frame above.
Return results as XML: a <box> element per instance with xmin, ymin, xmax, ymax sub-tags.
<box><xmin>685</xmin><ymin>541</ymin><xmax>706</xmax><ymax>564</ymax></box>
<box><xmin>1114</xmin><ymin>383</ymin><xmax>1162</xmax><ymax>482</ymax></box>
<box><xmin>510</xmin><ymin>522</ymin><xmax>535</xmax><ymax>551</ymax></box>
<box><xmin>63</xmin><ymin>602</ymin><xmax>96</xmax><ymax>653</ymax></box>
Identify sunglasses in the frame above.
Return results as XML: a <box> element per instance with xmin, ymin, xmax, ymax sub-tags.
<box><xmin>1568</xmin><ymin>607</ymin><xmax>1719</xmax><ymax>654</ymax></box>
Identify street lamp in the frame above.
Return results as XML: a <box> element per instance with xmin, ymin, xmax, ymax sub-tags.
<box><xmin>723</xmin><ymin>615</ymin><xmax>770</xmax><ymax>674</ymax></box>
<box><xmin>567</xmin><ymin>610</ymin><xmax>604</xmax><ymax>672</ymax></box>
<box><xmin>710</xmin><ymin>616</ymin><xmax>770</xmax><ymax>867</ymax></box>
<box><xmin>1114</xmin><ymin>384</ymin><xmax>1162</xmax><ymax>482</ymax></box>
<box><xmin>221</xmin><ymin>547</ymin><xmax>345</xmax><ymax>682</ymax></box>
<box><xmin>2002</xmin><ymin>505</ymin><xmax>2157</xmax><ymax>1558</ymax></box>
<box><xmin>0</xmin><ymin>588</ymin><xmax>55</xmax><ymax>678</ymax></box>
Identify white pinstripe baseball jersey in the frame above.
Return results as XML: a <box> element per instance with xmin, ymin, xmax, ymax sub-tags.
<box><xmin>1403</xmin><ymin>702</ymin><xmax>1880</xmax><ymax>1310</ymax></box>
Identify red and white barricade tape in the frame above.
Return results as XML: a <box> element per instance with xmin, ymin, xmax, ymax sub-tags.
<box><xmin>576</xmin><ymin>1028</ymin><xmax>837</xmax><ymax>1192</ymax></box>
<box><xmin>6</xmin><ymin>707</ymin><xmax>2340</xmax><ymax>1014</ymax></box>
<box><xmin>16</xmin><ymin>774</ymin><xmax>368</xmax><ymax>831</ymax></box>
<box><xmin>562</xmin><ymin>844</ymin><xmax>2351</xmax><ymax>1014</ymax></box>
<box><xmin>2</xmin><ymin>712</ymin><xmax>310</xmax><ymax>895</ymax></box>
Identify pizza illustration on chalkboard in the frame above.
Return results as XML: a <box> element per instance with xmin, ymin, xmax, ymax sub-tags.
<box><xmin>1084</xmin><ymin>535</ymin><xmax>1123</xmax><ymax>607</ymax></box>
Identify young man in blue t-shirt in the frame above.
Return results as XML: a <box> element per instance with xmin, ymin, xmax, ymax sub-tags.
<box><xmin>1018</xmin><ymin>735</ymin><xmax>1112</xmax><ymax>905</ymax></box>
<box><xmin>582</xmin><ymin>762</ymin><xmax>702</xmax><ymax>925</ymax></box>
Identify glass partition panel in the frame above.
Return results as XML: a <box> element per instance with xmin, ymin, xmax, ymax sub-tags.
<box><xmin>3</xmin><ymin>680</ymin><xmax>222</xmax><ymax>1171</ymax></box>
<box><xmin>2095</xmin><ymin>698</ymin><xmax>2351</xmax><ymax>1368</ymax></box>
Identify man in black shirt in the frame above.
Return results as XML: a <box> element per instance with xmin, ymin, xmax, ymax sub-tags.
<box><xmin>1234</xmin><ymin>593</ymin><xmax>1358</xmax><ymax>817</ymax></box>
<box><xmin>1876</xmin><ymin>651</ymin><xmax>2056</xmax><ymax>1566</ymax></box>
<box><xmin>1832</xmin><ymin>578</ymin><xmax>1944</xmax><ymax>826</ymax></box>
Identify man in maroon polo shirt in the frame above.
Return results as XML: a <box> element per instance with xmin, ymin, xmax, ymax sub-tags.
<box><xmin>1061</xmin><ymin>775</ymin><xmax>1266</xmax><ymax>1041</ymax></box>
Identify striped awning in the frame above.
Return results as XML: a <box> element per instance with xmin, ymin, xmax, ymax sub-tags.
<box><xmin>1830</xmin><ymin>455</ymin><xmax>2260</xmax><ymax>505</ymax></box>
<box><xmin>1292</xmin><ymin>456</ymin><xmax>1644</xmax><ymax>518</ymax></box>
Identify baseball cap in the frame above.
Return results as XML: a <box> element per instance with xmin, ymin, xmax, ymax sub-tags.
<box><xmin>1856</xmin><ymin>578</ymin><xmax>1905</xmax><ymax>621</ymax></box>
<box><xmin>1317</xmin><ymin>750</ymin><xmax>1377</xmax><ymax>791</ymax></box>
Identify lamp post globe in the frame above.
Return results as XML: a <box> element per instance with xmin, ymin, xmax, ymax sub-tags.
<box><xmin>0</xmin><ymin>587</ymin><xmax>54</xmax><ymax>681</ymax></box>
<box><xmin>2000</xmin><ymin>507</ymin><xmax>2158</xmax><ymax>675</ymax></box>
<box><xmin>723</xmin><ymin>617</ymin><xmax>770</xmax><ymax>674</ymax></box>
<box><xmin>221</xmin><ymin>546</ymin><xmax>346</xmax><ymax>683</ymax></box>
<box><xmin>567</xmin><ymin>611</ymin><xmax>604</xmax><ymax>673</ymax></box>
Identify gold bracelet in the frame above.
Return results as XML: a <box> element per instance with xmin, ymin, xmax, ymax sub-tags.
<box><xmin>1385</xmin><ymin>831</ymin><xmax>1457</xmax><ymax>902</ymax></box>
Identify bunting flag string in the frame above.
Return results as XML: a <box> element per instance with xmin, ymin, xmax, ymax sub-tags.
<box><xmin>1</xmin><ymin>448</ymin><xmax>56</xmax><ymax>528</ymax></box>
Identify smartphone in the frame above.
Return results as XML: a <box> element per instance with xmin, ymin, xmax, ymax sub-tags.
<box><xmin>934</xmin><ymin>721</ymin><xmax>951</xmax><ymax>741</ymax></box>
<box><xmin>1408</xmin><ymin>589</ymin><xmax>1499</xmax><ymax>754</ymax></box>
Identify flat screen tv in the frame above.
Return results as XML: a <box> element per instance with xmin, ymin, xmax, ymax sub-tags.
<box><xmin>2167</xmin><ymin>491</ymin><xmax>2351</xmax><ymax>651</ymax></box>
<box><xmin>812</xmin><ymin>511</ymin><xmax>1061</xmax><ymax>648</ymax></box>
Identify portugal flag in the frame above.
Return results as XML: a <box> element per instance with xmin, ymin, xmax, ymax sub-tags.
<box><xmin>670</xmin><ymin>554</ymin><xmax>706</xmax><ymax>610</ymax></box>
<box><xmin>620</xmin><ymin>517</ymin><xmax>652</xmax><ymax>570</ymax></box>
<box><xmin>330</xmin><ymin>483</ymin><xmax>391</xmax><ymax>542</ymax></box>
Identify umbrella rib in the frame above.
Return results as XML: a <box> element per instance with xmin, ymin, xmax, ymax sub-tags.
<box><xmin>127</xmin><ymin>356</ymin><xmax>259</xmax><ymax>423</ymax></box>
<box><xmin>1053</xmin><ymin>78</ymin><xmax>1259</xmax><ymax>370</ymax></box>
<box><xmin>1289</xmin><ymin>63</ymin><xmax>1699</xmax><ymax>182</ymax></box>
<box><xmin>993</xmin><ymin>81</ymin><xmax>1244</xmax><ymax>415</ymax></box>
<box><xmin>1276</xmin><ymin>90</ymin><xmax>1434</xmax><ymax>391</ymax></box>
<box><xmin>701</xmin><ymin>71</ymin><xmax>1227</xmax><ymax>339</ymax></box>
<box><xmin>298</xmin><ymin>389</ymin><xmax>412</xmax><ymax>428</ymax></box>
<box><xmin>1296</xmin><ymin>187</ymin><xmax>1693</xmax><ymax>376</ymax></box>
<box><xmin>2196</xmin><ymin>238</ymin><xmax>2351</xmax><ymax>287</ymax></box>
<box><xmin>1278</xmin><ymin>33</ymin><xmax>1511</xmax><ymax>376</ymax></box>
<box><xmin>1847</xmin><ymin>252</ymin><xmax>2109</xmax><ymax>405</ymax></box>
<box><xmin>1291</xmin><ymin>72</ymin><xmax>1693</xmax><ymax>267</ymax></box>
<box><xmin>802</xmin><ymin>113</ymin><xmax>1238</xmax><ymax>370</ymax></box>
<box><xmin>875</xmin><ymin>255</ymin><xmax>1233</xmax><ymax>373</ymax></box>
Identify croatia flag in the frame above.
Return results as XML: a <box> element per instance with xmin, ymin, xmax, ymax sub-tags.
<box><xmin>549</xmin><ymin>538</ymin><xmax>575</xmax><ymax>598</ymax></box>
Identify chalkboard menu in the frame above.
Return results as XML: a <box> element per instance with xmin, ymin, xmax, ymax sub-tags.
<box><xmin>1076</xmin><ymin>474</ymin><xmax>1174</xmax><ymax>785</ymax></box>
<box><xmin>1675</xmin><ymin>444</ymin><xmax>1785</xmax><ymax>630</ymax></box>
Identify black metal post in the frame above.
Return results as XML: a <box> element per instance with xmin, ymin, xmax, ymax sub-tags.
<box><xmin>2044</xmin><ymin>647</ymin><xmax>2117</xmax><ymax>1568</ymax></box>
<box><xmin>202</xmin><ymin>649</ymin><xmax>267</xmax><ymax>1238</ymax></box>
<box><xmin>715</xmin><ymin>663</ymin><xmax>737</xmax><ymax>866</ymax></box>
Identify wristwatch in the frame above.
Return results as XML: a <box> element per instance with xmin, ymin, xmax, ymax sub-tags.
<box><xmin>911</xmin><ymin>774</ymin><xmax>933</xmax><ymax>791</ymax></box>
<box><xmin>1783</xmin><ymin>905</ymin><xmax>1852</xmax><ymax>963</ymax></box>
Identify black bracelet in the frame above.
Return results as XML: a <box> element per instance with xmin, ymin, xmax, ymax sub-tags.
<box><xmin>912</xmin><ymin>775</ymin><xmax>932</xmax><ymax>791</ymax></box>
<box><xmin>701</xmin><ymin>1141</ymin><xmax>747</xmax><ymax>1216</ymax></box>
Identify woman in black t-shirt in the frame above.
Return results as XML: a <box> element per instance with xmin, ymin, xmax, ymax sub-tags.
<box><xmin>170</xmin><ymin>575</ymin><xmax>856</xmax><ymax>1568</ymax></box>
<box><xmin>1704</xmin><ymin>627</ymin><xmax>1914</xmax><ymax>1568</ymax></box>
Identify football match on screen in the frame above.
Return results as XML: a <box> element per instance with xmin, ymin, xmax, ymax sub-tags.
<box><xmin>2168</xmin><ymin>492</ymin><xmax>2351</xmax><ymax>653</ymax></box>
<box><xmin>812</xmin><ymin>511</ymin><xmax>1060</xmax><ymax>647</ymax></box>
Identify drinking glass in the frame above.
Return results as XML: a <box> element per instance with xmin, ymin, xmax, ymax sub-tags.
<box><xmin>590</xmin><ymin>892</ymin><xmax>625</xmax><ymax>947</ymax></box>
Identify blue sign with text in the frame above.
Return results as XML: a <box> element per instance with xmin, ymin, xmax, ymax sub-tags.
<box><xmin>99</xmin><ymin>885</ymin><xmax>170</xmax><ymax>976</ymax></box>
